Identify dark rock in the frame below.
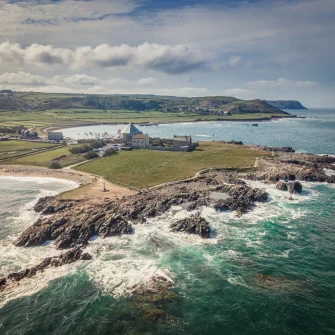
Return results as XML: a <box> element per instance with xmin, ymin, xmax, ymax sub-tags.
<box><xmin>276</xmin><ymin>181</ymin><xmax>288</xmax><ymax>191</ymax></box>
<box><xmin>1</xmin><ymin>248</ymin><xmax>91</xmax><ymax>291</ymax></box>
<box><xmin>170</xmin><ymin>215</ymin><xmax>210</xmax><ymax>238</ymax></box>
<box><xmin>287</xmin><ymin>181</ymin><xmax>302</xmax><ymax>194</ymax></box>
<box><xmin>276</xmin><ymin>181</ymin><xmax>302</xmax><ymax>193</ymax></box>
<box><xmin>33</xmin><ymin>196</ymin><xmax>54</xmax><ymax>212</ymax></box>
<box><xmin>132</xmin><ymin>275</ymin><xmax>177</xmax><ymax>324</ymax></box>
<box><xmin>261</xmin><ymin>146</ymin><xmax>295</xmax><ymax>153</ymax></box>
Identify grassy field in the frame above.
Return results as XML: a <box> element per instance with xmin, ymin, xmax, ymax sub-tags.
<box><xmin>75</xmin><ymin>142</ymin><xmax>270</xmax><ymax>188</ymax></box>
<box><xmin>1</xmin><ymin>145</ymin><xmax>85</xmax><ymax>168</ymax></box>
<box><xmin>0</xmin><ymin>140</ymin><xmax>58</xmax><ymax>152</ymax></box>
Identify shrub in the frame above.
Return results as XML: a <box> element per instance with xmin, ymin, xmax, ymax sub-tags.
<box><xmin>84</xmin><ymin>151</ymin><xmax>99</xmax><ymax>160</ymax></box>
<box><xmin>49</xmin><ymin>162</ymin><xmax>62</xmax><ymax>169</ymax></box>
<box><xmin>77</xmin><ymin>139</ymin><xmax>106</xmax><ymax>148</ymax></box>
<box><xmin>103</xmin><ymin>148</ymin><xmax>117</xmax><ymax>157</ymax></box>
<box><xmin>69</xmin><ymin>144</ymin><xmax>92</xmax><ymax>154</ymax></box>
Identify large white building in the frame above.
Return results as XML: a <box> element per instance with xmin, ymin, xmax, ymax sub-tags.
<box><xmin>132</xmin><ymin>133</ymin><xmax>149</xmax><ymax>149</ymax></box>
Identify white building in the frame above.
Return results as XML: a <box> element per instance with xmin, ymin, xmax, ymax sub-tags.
<box><xmin>48</xmin><ymin>132</ymin><xmax>63</xmax><ymax>141</ymax></box>
<box><xmin>132</xmin><ymin>133</ymin><xmax>149</xmax><ymax>149</ymax></box>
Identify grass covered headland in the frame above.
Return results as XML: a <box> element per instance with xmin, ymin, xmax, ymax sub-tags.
<box><xmin>0</xmin><ymin>92</ymin><xmax>292</xmax><ymax>131</ymax></box>
<box><xmin>75</xmin><ymin>142</ymin><xmax>270</xmax><ymax>188</ymax></box>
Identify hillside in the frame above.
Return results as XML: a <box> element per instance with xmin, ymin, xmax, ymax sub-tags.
<box><xmin>0</xmin><ymin>92</ymin><xmax>289</xmax><ymax>116</ymax></box>
<box><xmin>267</xmin><ymin>100</ymin><xmax>307</xmax><ymax>110</ymax></box>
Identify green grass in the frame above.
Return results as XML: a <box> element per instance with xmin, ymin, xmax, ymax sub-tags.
<box><xmin>0</xmin><ymin>140</ymin><xmax>58</xmax><ymax>152</ymax></box>
<box><xmin>1</xmin><ymin>145</ymin><xmax>85</xmax><ymax>168</ymax></box>
<box><xmin>75</xmin><ymin>142</ymin><xmax>270</xmax><ymax>188</ymax></box>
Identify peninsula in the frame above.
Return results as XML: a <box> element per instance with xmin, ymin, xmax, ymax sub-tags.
<box><xmin>0</xmin><ymin>92</ymin><xmax>293</xmax><ymax>133</ymax></box>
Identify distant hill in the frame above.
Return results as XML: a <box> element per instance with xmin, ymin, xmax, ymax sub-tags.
<box><xmin>267</xmin><ymin>100</ymin><xmax>307</xmax><ymax>110</ymax></box>
<box><xmin>0</xmin><ymin>92</ymin><xmax>290</xmax><ymax>116</ymax></box>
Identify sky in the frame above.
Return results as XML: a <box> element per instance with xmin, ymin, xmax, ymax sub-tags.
<box><xmin>0</xmin><ymin>0</ymin><xmax>334</xmax><ymax>107</ymax></box>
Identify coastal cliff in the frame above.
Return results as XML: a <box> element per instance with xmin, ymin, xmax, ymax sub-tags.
<box><xmin>267</xmin><ymin>100</ymin><xmax>307</xmax><ymax>110</ymax></box>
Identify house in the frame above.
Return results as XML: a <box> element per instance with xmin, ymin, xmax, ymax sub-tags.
<box><xmin>172</xmin><ymin>135</ymin><xmax>192</xmax><ymax>149</ymax></box>
<box><xmin>48</xmin><ymin>131</ymin><xmax>63</xmax><ymax>141</ymax></box>
<box><xmin>132</xmin><ymin>133</ymin><xmax>149</xmax><ymax>149</ymax></box>
<box><xmin>121</xmin><ymin>122</ymin><xmax>142</xmax><ymax>142</ymax></box>
<box><xmin>20</xmin><ymin>129</ymin><xmax>38</xmax><ymax>139</ymax></box>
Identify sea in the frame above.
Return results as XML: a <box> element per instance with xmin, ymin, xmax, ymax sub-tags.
<box><xmin>0</xmin><ymin>108</ymin><xmax>334</xmax><ymax>334</ymax></box>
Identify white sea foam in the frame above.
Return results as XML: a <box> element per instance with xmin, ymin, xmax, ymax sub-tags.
<box><xmin>0</xmin><ymin>175</ymin><xmax>79</xmax><ymax>187</ymax></box>
<box><xmin>324</xmin><ymin>168</ymin><xmax>335</xmax><ymax>176</ymax></box>
<box><xmin>0</xmin><ymin>177</ymin><xmax>79</xmax><ymax>306</ymax></box>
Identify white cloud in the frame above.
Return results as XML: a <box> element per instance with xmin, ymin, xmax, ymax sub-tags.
<box><xmin>0</xmin><ymin>71</ymin><xmax>46</xmax><ymax>85</ymax></box>
<box><xmin>229</xmin><ymin>56</ymin><xmax>240</xmax><ymax>67</ymax></box>
<box><xmin>223</xmin><ymin>88</ymin><xmax>257</xmax><ymax>99</ymax></box>
<box><xmin>137</xmin><ymin>77</ymin><xmax>156</xmax><ymax>85</ymax></box>
<box><xmin>108</xmin><ymin>78</ymin><xmax>129</xmax><ymax>85</ymax></box>
<box><xmin>53</xmin><ymin>74</ymin><xmax>99</xmax><ymax>86</ymax></box>
<box><xmin>19</xmin><ymin>86</ymin><xmax>78</xmax><ymax>94</ymax></box>
<box><xmin>0</xmin><ymin>42</ymin><xmax>209</xmax><ymax>75</ymax></box>
<box><xmin>245</xmin><ymin>78</ymin><xmax>318</xmax><ymax>89</ymax></box>
<box><xmin>0</xmin><ymin>72</ymin><xmax>99</xmax><ymax>86</ymax></box>
<box><xmin>17</xmin><ymin>85</ymin><xmax>209</xmax><ymax>97</ymax></box>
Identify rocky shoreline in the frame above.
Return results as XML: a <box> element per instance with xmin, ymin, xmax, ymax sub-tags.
<box><xmin>1</xmin><ymin>148</ymin><xmax>334</xmax><ymax>293</ymax></box>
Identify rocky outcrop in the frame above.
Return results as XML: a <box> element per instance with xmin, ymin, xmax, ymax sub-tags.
<box><xmin>132</xmin><ymin>275</ymin><xmax>177</xmax><ymax>324</ymax></box>
<box><xmin>259</xmin><ymin>146</ymin><xmax>295</xmax><ymax>153</ymax></box>
<box><xmin>276</xmin><ymin>181</ymin><xmax>288</xmax><ymax>191</ymax></box>
<box><xmin>214</xmin><ymin>185</ymin><xmax>268</xmax><ymax>214</ymax></box>
<box><xmin>276</xmin><ymin>181</ymin><xmax>302</xmax><ymax>193</ymax></box>
<box><xmin>0</xmin><ymin>248</ymin><xmax>91</xmax><ymax>291</ymax></box>
<box><xmin>15</xmin><ymin>209</ymin><xmax>133</xmax><ymax>249</ymax></box>
<box><xmin>170</xmin><ymin>215</ymin><xmax>210</xmax><ymax>238</ymax></box>
<box><xmin>287</xmin><ymin>181</ymin><xmax>302</xmax><ymax>194</ymax></box>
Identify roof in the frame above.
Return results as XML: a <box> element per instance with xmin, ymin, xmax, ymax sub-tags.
<box><xmin>132</xmin><ymin>133</ymin><xmax>148</xmax><ymax>139</ymax></box>
<box><xmin>173</xmin><ymin>135</ymin><xmax>191</xmax><ymax>141</ymax></box>
<box><xmin>121</xmin><ymin>122</ymin><xmax>142</xmax><ymax>135</ymax></box>
<box><xmin>48</xmin><ymin>131</ymin><xmax>63</xmax><ymax>135</ymax></box>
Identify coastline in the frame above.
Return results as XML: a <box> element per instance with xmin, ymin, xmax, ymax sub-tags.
<box><xmin>43</xmin><ymin>114</ymin><xmax>298</xmax><ymax>133</ymax></box>
<box><xmin>0</xmin><ymin>165</ymin><xmax>135</xmax><ymax>201</ymax></box>
<box><xmin>0</xmin><ymin>165</ymin><xmax>94</xmax><ymax>184</ymax></box>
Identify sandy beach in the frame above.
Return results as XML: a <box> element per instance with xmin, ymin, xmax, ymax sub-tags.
<box><xmin>0</xmin><ymin>165</ymin><xmax>135</xmax><ymax>201</ymax></box>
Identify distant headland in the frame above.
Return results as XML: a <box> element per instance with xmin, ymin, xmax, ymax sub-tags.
<box><xmin>266</xmin><ymin>100</ymin><xmax>307</xmax><ymax>110</ymax></box>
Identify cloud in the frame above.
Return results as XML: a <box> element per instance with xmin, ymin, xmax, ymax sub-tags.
<box><xmin>53</xmin><ymin>74</ymin><xmax>99</xmax><ymax>86</ymax></box>
<box><xmin>137</xmin><ymin>77</ymin><xmax>156</xmax><ymax>85</ymax></box>
<box><xmin>0</xmin><ymin>71</ymin><xmax>46</xmax><ymax>85</ymax></box>
<box><xmin>108</xmin><ymin>78</ymin><xmax>129</xmax><ymax>85</ymax></box>
<box><xmin>223</xmin><ymin>88</ymin><xmax>257</xmax><ymax>99</ymax></box>
<box><xmin>19</xmin><ymin>85</ymin><xmax>78</xmax><ymax>94</ymax></box>
<box><xmin>0</xmin><ymin>41</ymin><xmax>209</xmax><ymax>74</ymax></box>
<box><xmin>16</xmin><ymin>85</ymin><xmax>209</xmax><ymax>97</ymax></box>
<box><xmin>245</xmin><ymin>78</ymin><xmax>318</xmax><ymax>89</ymax></box>
<box><xmin>229</xmin><ymin>56</ymin><xmax>240</xmax><ymax>67</ymax></box>
<box><xmin>0</xmin><ymin>71</ymin><xmax>99</xmax><ymax>86</ymax></box>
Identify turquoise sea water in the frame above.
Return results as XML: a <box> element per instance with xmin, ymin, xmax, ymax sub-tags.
<box><xmin>0</xmin><ymin>109</ymin><xmax>334</xmax><ymax>334</ymax></box>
